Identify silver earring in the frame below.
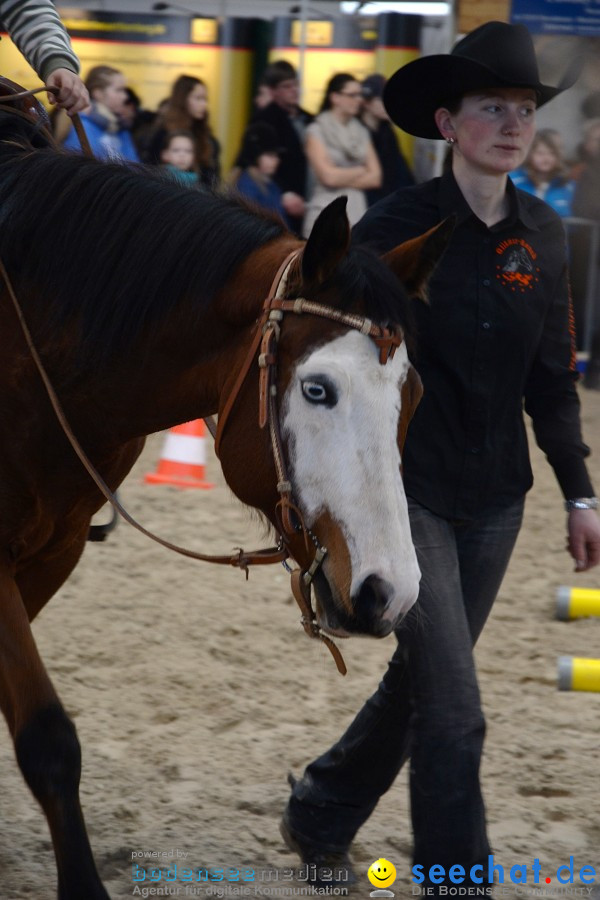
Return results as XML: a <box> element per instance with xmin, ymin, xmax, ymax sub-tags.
<box><xmin>446</xmin><ymin>137</ymin><xmax>455</xmax><ymax>145</ymax></box>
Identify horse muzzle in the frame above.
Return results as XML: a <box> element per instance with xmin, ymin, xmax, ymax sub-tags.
<box><xmin>313</xmin><ymin>569</ymin><xmax>420</xmax><ymax>638</ymax></box>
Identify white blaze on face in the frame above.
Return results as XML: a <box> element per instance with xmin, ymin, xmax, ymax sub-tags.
<box><xmin>281</xmin><ymin>330</ymin><xmax>421</xmax><ymax>628</ymax></box>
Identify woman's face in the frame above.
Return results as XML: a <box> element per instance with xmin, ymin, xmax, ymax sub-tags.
<box><xmin>186</xmin><ymin>83</ymin><xmax>208</xmax><ymax>120</ymax></box>
<box><xmin>437</xmin><ymin>87</ymin><xmax>537</xmax><ymax>175</ymax></box>
<box><xmin>332</xmin><ymin>80</ymin><xmax>363</xmax><ymax>117</ymax></box>
<box><xmin>94</xmin><ymin>73</ymin><xmax>128</xmax><ymax>115</ymax></box>
<box><xmin>529</xmin><ymin>141</ymin><xmax>558</xmax><ymax>175</ymax></box>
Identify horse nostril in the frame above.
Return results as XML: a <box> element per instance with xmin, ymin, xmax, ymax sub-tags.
<box><xmin>359</xmin><ymin>574</ymin><xmax>393</xmax><ymax>608</ymax></box>
<box><xmin>352</xmin><ymin>575</ymin><xmax>398</xmax><ymax>636</ymax></box>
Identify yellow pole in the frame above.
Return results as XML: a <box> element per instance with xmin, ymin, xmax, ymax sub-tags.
<box><xmin>556</xmin><ymin>586</ymin><xmax>600</xmax><ymax>620</ymax></box>
<box><xmin>558</xmin><ymin>657</ymin><xmax>600</xmax><ymax>692</ymax></box>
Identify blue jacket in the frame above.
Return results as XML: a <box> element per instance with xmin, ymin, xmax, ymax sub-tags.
<box><xmin>510</xmin><ymin>169</ymin><xmax>574</xmax><ymax>217</ymax></box>
<box><xmin>236</xmin><ymin>170</ymin><xmax>288</xmax><ymax>226</ymax></box>
<box><xmin>63</xmin><ymin>107</ymin><xmax>139</xmax><ymax>163</ymax></box>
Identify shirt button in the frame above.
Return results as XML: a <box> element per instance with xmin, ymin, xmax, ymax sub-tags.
<box><xmin>482</xmin><ymin>322</ymin><xmax>491</xmax><ymax>329</ymax></box>
<box><xmin>483</xmin><ymin>278</ymin><xmax>491</xmax><ymax>286</ymax></box>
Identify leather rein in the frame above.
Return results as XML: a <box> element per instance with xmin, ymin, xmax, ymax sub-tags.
<box><xmin>0</xmin><ymin>90</ymin><xmax>403</xmax><ymax>673</ymax></box>
<box><xmin>0</xmin><ymin>83</ymin><xmax>92</xmax><ymax>156</ymax></box>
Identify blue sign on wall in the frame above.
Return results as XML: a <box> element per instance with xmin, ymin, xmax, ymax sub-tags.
<box><xmin>510</xmin><ymin>0</ymin><xmax>600</xmax><ymax>36</ymax></box>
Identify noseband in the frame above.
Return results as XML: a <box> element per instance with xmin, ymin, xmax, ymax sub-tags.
<box><xmin>214</xmin><ymin>249</ymin><xmax>403</xmax><ymax>674</ymax></box>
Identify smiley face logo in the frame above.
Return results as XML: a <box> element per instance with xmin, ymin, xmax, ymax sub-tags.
<box><xmin>367</xmin><ymin>858</ymin><xmax>397</xmax><ymax>889</ymax></box>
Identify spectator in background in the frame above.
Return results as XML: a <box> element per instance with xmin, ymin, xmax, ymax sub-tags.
<box><xmin>571</xmin><ymin>117</ymin><xmax>600</xmax><ymax>180</ymax></box>
<box><xmin>63</xmin><ymin>65</ymin><xmax>139</xmax><ymax>162</ymax></box>
<box><xmin>121</xmin><ymin>86</ymin><xmax>160</xmax><ymax>163</ymax></box>
<box><xmin>233</xmin><ymin>122</ymin><xmax>288</xmax><ymax>225</ymax></box>
<box><xmin>120</xmin><ymin>87</ymin><xmax>141</xmax><ymax>131</ymax></box>
<box><xmin>303</xmin><ymin>72</ymin><xmax>381</xmax><ymax>237</ymax></box>
<box><xmin>160</xmin><ymin>130</ymin><xmax>199</xmax><ymax>188</ymax></box>
<box><xmin>569</xmin><ymin>114</ymin><xmax>600</xmax><ymax>355</ymax></box>
<box><xmin>572</xmin><ymin>133</ymin><xmax>600</xmax><ymax>389</ymax></box>
<box><xmin>254</xmin><ymin>75</ymin><xmax>273</xmax><ymax>111</ymax></box>
<box><xmin>511</xmin><ymin>129</ymin><xmax>574</xmax><ymax>216</ymax></box>
<box><xmin>148</xmin><ymin>75</ymin><xmax>220</xmax><ymax>188</ymax></box>
<box><xmin>573</xmin><ymin>138</ymin><xmax>600</xmax><ymax>220</ymax></box>
<box><xmin>359</xmin><ymin>73</ymin><xmax>414</xmax><ymax>205</ymax></box>
<box><xmin>252</xmin><ymin>61</ymin><xmax>313</xmax><ymax>234</ymax></box>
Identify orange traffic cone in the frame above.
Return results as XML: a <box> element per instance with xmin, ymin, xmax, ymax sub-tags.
<box><xmin>145</xmin><ymin>420</ymin><xmax>214</xmax><ymax>489</ymax></box>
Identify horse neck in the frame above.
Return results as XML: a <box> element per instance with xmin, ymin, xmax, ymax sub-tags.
<box><xmin>102</xmin><ymin>237</ymin><xmax>302</xmax><ymax>441</ymax></box>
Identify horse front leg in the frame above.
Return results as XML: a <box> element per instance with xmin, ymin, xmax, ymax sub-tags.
<box><xmin>0</xmin><ymin>564</ymin><xmax>110</xmax><ymax>899</ymax></box>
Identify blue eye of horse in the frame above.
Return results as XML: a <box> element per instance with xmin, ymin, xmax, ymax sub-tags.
<box><xmin>301</xmin><ymin>378</ymin><xmax>337</xmax><ymax>407</ymax></box>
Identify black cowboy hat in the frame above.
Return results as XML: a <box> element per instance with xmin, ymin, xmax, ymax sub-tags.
<box><xmin>383</xmin><ymin>21</ymin><xmax>576</xmax><ymax>140</ymax></box>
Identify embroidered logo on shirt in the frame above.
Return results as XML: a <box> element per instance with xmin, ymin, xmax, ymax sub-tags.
<box><xmin>495</xmin><ymin>238</ymin><xmax>540</xmax><ymax>292</ymax></box>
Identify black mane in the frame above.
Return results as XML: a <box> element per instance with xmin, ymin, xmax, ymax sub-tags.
<box><xmin>325</xmin><ymin>245</ymin><xmax>415</xmax><ymax>350</ymax></box>
<box><xmin>0</xmin><ymin>113</ymin><xmax>413</xmax><ymax>369</ymax></box>
<box><xmin>0</xmin><ymin>122</ymin><xmax>285</xmax><ymax>365</ymax></box>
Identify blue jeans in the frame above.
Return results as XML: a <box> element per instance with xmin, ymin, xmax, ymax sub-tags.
<box><xmin>286</xmin><ymin>497</ymin><xmax>525</xmax><ymax>892</ymax></box>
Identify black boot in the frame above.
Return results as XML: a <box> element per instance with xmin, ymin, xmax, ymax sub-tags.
<box><xmin>280</xmin><ymin>774</ymin><xmax>357</xmax><ymax>889</ymax></box>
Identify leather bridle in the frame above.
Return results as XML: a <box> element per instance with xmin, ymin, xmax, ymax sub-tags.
<box><xmin>0</xmin><ymin>91</ymin><xmax>404</xmax><ymax>673</ymax></box>
<box><xmin>213</xmin><ymin>248</ymin><xmax>404</xmax><ymax>674</ymax></box>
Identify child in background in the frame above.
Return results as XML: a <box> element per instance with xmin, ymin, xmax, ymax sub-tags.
<box><xmin>511</xmin><ymin>128</ymin><xmax>574</xmax><ymax>216</ymax></box>
<box><xmin>149</xmin><ymin>75</ymin><xmax>220</xmax><ymax>187</ymax></box>
<box><xmin>234</xmin><ymin>123</ymin><xmax>288</xmax><ymax>225</ymax></box>
<box><xmin>160</xmin><ymin>131</ymin><xmax>199</xmax><ymax>187</ymax></box>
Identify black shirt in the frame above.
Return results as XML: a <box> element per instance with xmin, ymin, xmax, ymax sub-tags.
<box><xmin>353</xmin><ymin>169</ymin><xmax>594</xmax><ymax>520</ymax></box>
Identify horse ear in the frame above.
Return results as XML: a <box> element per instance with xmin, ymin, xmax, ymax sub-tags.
<box><xmin>301</xmin><ymin>196</ymin><xmax>351</xmax><ymax>285</ymax></box>
<box><xmin>382</xmin><ymin>216</ymin><xmax>455</xmax><ymax>303</ymax></box>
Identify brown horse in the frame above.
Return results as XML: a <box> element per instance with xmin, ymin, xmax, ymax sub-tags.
<box><xmin>0</xmin><ymin>108</ymin><xmax>450</xmax><ymax>899</ymax></box>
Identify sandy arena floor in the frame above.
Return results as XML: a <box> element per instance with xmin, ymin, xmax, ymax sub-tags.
<box><xmin>0</xmin><ymin>389</ymin><xmax>599</xmax><ymax>900</ymax></box>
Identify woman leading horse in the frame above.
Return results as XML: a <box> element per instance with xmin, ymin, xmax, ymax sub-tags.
<box><xmin>281</xmin><ymin>21</ymin><xmax>600</xmax><ymax>897</ymax></box>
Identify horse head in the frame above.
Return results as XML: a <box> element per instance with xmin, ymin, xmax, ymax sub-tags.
<box><xmin>218</xmin><ymin>198</ymin><xmax>452</xmax><ymax>640</ymax></box>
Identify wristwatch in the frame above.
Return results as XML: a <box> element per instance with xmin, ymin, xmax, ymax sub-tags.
<box><xmin>564</xmin><ymin>497</ymin><xmax>599</xmax><ymax>511</ymax></box>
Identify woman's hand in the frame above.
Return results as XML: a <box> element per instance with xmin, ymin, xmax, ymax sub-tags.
<box><xmin>567</xmin><ymin>508</ymin><xmax>600</xmax><ymax>571</ymax></box>
<box><xmin>46</xmin><ymin>69</ymin><xmax>90</xmax><ymax>116</ymax></box>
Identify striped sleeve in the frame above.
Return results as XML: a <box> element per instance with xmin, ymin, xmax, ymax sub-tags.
<box><xmin>0</xmin><ymin>0</ymin><xmax>80</xmax><ymax>81</ymax></box>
